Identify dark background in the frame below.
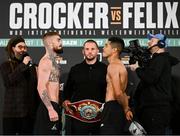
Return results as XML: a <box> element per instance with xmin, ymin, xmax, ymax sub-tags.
<box><xmin>0</xmin><ymin>46</ymin><xmax>180</xmax><ymax>134</ymax></box>
<box><xmin>0</xmin><ymin>0</ymin><xmax>180</xmax><ymax>134</ymax></box>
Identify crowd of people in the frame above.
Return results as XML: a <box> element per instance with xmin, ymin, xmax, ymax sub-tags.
<box><xmin>0</xmin><ymin>32</ymin><xmax>179</xmax><ymax>135</ymax></box>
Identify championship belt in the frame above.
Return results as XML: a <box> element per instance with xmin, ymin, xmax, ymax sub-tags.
<box><xmin>64</xmin><ymin>99</ymin><xmax>102</xmax><ymax>123</ymax></box>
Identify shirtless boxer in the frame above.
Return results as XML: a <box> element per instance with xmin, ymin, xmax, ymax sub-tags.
<box><xmin>100</xmin><ymin>37</ymin><xmax>133</xmax><ymax>135</ymax></box>
<box><xmin>34</xmin><ymin>32</ymin><xmax>63</xmax><ymax>135</ymax></box>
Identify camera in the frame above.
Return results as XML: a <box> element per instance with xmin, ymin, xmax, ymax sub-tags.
<box><xmin>123</xmin><ymin>39</ymin><xmax>151</xmax><ymax>67</ymax></box>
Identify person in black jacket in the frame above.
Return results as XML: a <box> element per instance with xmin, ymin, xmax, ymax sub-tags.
<box><xmin>62</xmin><ymin>40</ymin><xmax>107</xmax><ymax>135</ymax></box>
<box><xmin>0</xmin><ymin>36</ymin><xmax>40</xmax><ymax>135</ymax></box>
<box><xmin>129</xmin><ymin>33</ymin><xmax>179</xmax><ymax>135</ymax></box>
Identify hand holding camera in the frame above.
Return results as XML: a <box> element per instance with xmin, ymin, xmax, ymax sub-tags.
<box><xmin>128</xmin><ymin>61</ymin><xmax>139</xmax><ymax>71</ymax></box>
<box><xmin>123</xmin><ymin>39</ymin><xmax>151</xmax><ymax>67</ymax></box>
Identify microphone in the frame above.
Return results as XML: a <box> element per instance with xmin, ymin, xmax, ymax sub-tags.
<box><xmin>28</xmin><ymin>60</ymin><xmax>33</xmax><ymax>67</ymax></box>
<box><xmin>22</xmin><ymin>52</ymin><xmax>33</xmax><ymax>67</ymax></box>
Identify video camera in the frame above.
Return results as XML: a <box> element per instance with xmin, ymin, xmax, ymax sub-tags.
<box><xmin>123</xmin><ymin>39</ymin><xmax>151</xmax><ymax>67</ymax></box>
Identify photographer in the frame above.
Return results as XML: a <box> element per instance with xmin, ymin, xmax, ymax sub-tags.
<box><xmin>0</xmin><ymin>36</ymin><xmax>40</xmax><ymax>135</ymax></box>
<box><xmin>129</xmin><ymin>33</ymin><xmax>179</xmax><ymax>135</ymax></box>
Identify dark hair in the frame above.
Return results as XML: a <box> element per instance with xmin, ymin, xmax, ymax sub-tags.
<box><xmin>5</xmin><ymin>36</ymin><xmax>25</xmax><ymax>59</ymax></box>
<box><xmin>108</xmin><ymin>37</ymin><xmax>125</xmax><ymax>52</ymax></box>
<box><xmin>43</xmin><ymin>32</ymin><xmax>60</xmax><ymax>39</ymax></box>
<box><xmin>83</xmin><ymin>39</ymin><xmax>99</xmax><ymax>48</ymax></box>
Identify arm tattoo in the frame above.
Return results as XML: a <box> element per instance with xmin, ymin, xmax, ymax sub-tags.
<box><xmin>41</xmin><ymin>90</ymin><xmax>52</xmax><ymax>108</ymax></box>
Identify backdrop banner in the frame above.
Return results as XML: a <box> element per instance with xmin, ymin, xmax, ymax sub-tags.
<box><xmin>0</xmin><ymin>0</ymin><xmax>179</xmax><ymax>47</ymax></box>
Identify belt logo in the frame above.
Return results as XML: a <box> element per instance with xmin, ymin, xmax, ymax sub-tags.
<box><xmin>78</xmin><ymin>102</ymin><xmax>99</xmax><ymax>120</ymax></box>
<box><xmin>64</xmin><ymin>99</ymin><xmax>102</xmax><ymax>123</ymax></box>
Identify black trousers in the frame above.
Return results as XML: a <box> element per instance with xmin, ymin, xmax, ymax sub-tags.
<box><xmin>3</xmin><ymin>116</ymin><xmax>34</xmax><ymax>135</ymax></box>
<box><xmin>65</xmin><ymin>116</ymin><xmax>100</xmax><ymax>135</ymax></box>
<box><xmin>137</xmin><ymin>106</ymin><xmax>171</xmax><ymax>135</ymax></box>
<box><xmin>33</xmin><ymin>101</ymin><xmax>62</xmax><ymax>135</ymax></box>
<box><xmin>100</xmin><ymin>100</ymin><xmax>126</xmax><ymax>135</ymax></box>
<box><xmin>171</xmin><ymin>108</ymin><xmax>180</xmax><ymax>135</ymax></box>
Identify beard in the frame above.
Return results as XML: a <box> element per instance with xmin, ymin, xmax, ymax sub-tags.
<box><xmin>85</xmin><ymin>55</ymin><xmax>96</xmax><ymax>61</ymax></box>
<box><xmin>53</xmin><ymin>48</ymin><xmax>63</xmax><ymax>54</ymax></box>
<box><xmin>15</xmin><ymin>52</ymin><xmax>27</xmax><ymax>62</ymax></box>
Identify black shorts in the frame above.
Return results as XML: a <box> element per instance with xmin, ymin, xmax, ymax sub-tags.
<box><xmin>100</xmin><ymin>100</ymin><xmax>126</xmax><ymax>135</ymax></box>
<box><xmin>33</xmin><ymin>101</ymin><xmax>61</xmax><ymax>135</ymax></box>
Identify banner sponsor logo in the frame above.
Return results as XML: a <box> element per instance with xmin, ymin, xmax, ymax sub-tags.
<box><xmin>5</xmin><ymin>1</ymin><xmax>179</xmax><ymax>38</ymax></box>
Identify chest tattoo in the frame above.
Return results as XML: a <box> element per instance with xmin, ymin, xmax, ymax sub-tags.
<box><xmin>48</xmin><ymin>60</ymin><xmax>61</xmax><ymax>82</ymax></box>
